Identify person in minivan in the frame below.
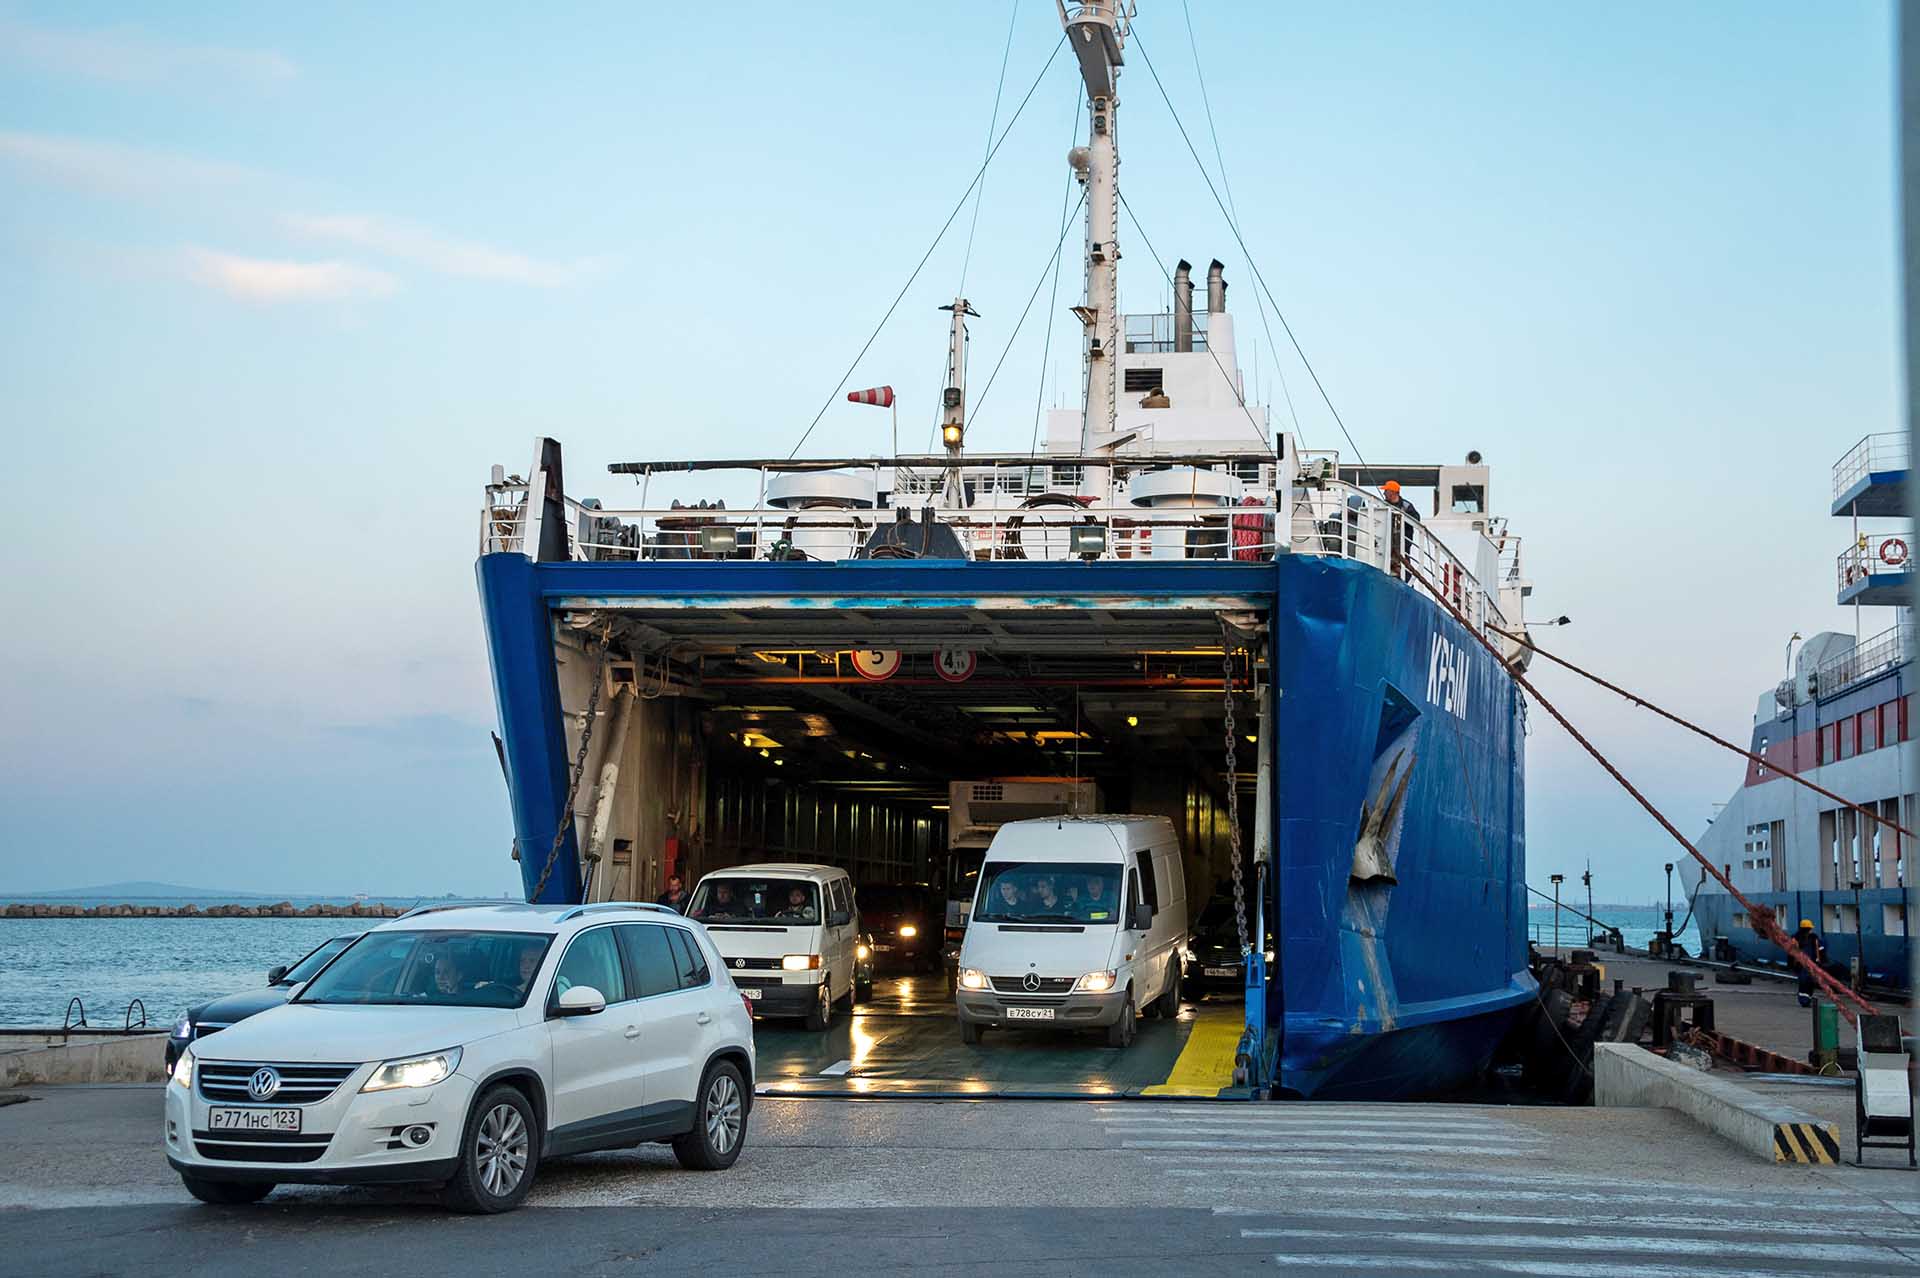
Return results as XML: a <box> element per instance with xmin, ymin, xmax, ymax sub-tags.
<box><xmin>1027</xmin><ymin>876</ymin><xmax>1065</xmax><ymax>918</ymax></box>
<box><xmin>993</xmin><ymin>878</ymin><xmax>1024</xmax><ymax>914</ymax></box>
<box><xmin>776</xmin><ymin>886</ymin><xmax>817</xmax><ymax>922</ymax></box>
<box><xmin>1075</xmin><ymin>874</ymin><xmax>1115</xmax><ymax>922</ymax></box>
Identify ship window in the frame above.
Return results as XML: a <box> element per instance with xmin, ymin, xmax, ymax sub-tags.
<box><xmin>1860</xmin><ymin>710</ymin><xmax>1879</xmax><ymax>753</ymax></box>
<box><xmin>1124</xmin><ymin>367</ymin><xmax>1165</xmax><ymax>393</ymax></box>
<box><xmin>1448</xmin><ymin>484</ymin><xmax>1485</xmax><ymax>514</ymax></box>
<box><xmin>1838</xmin><ymin>720</ymin><xmax>1856</xmax><ymax>761</ymax></box>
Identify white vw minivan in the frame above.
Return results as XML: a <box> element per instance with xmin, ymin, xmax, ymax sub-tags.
<box><xmin>686</xmin><ymin>863</ymin><xmax>860</xmax><ymax>1031</ymax></box>
<box><xmin>954</xmin><ymin>816</ymin><xmax>1188</xmax><ymax>1048</ymax></box>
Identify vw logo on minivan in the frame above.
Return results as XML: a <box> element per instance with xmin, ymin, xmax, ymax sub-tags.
<box><xmin>247</xmin><ymin>1067</ymin><xmax>281</xmax><ymax>1100</ymax></box>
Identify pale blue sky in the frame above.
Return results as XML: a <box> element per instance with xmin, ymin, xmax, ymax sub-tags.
<box><xmin>0</xmin><ymin>3</ymin><xmax>1902</xmax><ymax>901</ymax></box>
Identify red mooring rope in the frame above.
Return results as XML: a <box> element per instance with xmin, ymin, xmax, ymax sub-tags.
<box><xmin>1402</xmin><ymin>562</ymin><xmax>1877</xmax><ymax>1023</ymax></box>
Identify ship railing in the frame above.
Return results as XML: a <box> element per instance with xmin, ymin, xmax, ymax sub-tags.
<box><xmin>480</xmin><ymin>478</ymin><xmax>1507</xmax><ymax>637</ymax></box>
<box><xmin>1833</xmin><ymin>431</ymin><xmax>1910</xmax><ymax>501</ymax></box>
<box><xmin>1813</xmin><ymin>622</ymin><xmax>1914</xmax><ymax>700</ymax></box>
<box><xmin>1837</xmin><ymin>532</ymin><xmax>1914</xmax><ymax>590</ymax></box>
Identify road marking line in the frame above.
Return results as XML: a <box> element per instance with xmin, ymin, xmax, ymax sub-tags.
<box><xmin>1266</xmin><ymin>1256</ymin><xmax>1811</xmax><ymax>1278</ymax></box>
<box><xmin>1125</xmin><ymin>1139</ymin><xmax>1533</xmax><ymax>1155</ymax></box>
<box><xmin>1237</xmin><ymin>1206</ymin><xmax>1920</xmax><ymax>1241</ymax></box>
<box><xmin>1241</xmin><ymin>1228</ymin><xmax>1903</xmax><ymax>1265</ymax></box>
<box><xmin>1201</xmin><ymin>1181</ymin><xmax>1905</xmax><ymax>1217</ymax></box>
<box><xmin>1103</xmin><ymin>1121</ymin><xmax>1540</xmax><ymax>1138</ymax></box>
<box><xmin>817</xmin><ymin>1060</ymin><xmax>853</xmax><ymax>1076</ymax></box>
<box><xmin>1168</xmin><ymin>1160</ymin><xmax>1869</xmax><ymax>1196</ymax></box>
<box><xmin>1139</xmin><ymin>1009</ymin><xmax>1242</xmax><ymax>1098</ymax></box>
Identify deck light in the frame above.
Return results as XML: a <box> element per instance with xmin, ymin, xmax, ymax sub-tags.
<box><xmin>1126</xmin><ymin>715</ymin><xmax>1139</xmax><ymax>727</ymax></box>
<box><xmin>1070</xmin><ymin>521</ymin><xmax>1108</xmax><ymax>558</ymax></box>
<box><xmin>941</xmin><ymin>423</ymin><xmax>963</xmax><ymax>447</ymax></box>
<box><xmin>698</xmin><ymin>525</ymin><xmax>738</xmax><ymax>557</ymax></box>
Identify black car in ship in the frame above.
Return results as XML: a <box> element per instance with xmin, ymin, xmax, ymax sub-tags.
<box><xmin>1181</xmin><ymin>899</ymin><xmax>1248</xmax><ymax>995</ymax></box>
<box><xmin>164</xmin><ymin>933</ymin><xmax>359</xmax><ymax>1069</ymax></box>
<box><xmin>856</xmin><ymin>882</ymin><xmax>944</xmax><ymax>973</ymax></box>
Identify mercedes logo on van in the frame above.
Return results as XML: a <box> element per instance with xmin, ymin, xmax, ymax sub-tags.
<box><xmin>1022</xmin><ymin>972</ymin><xmax>1041</xmax><ymax>992</ymax></box>
<box><xmin>247</xmin><ymin>1067</ymin><xmax>281</xmax><ymax>1101</ymax></box>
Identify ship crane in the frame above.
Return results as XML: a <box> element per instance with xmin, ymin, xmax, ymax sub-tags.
<box><xmin>1059</xmin><ymin>1</ymin><xmax>1131</xmax><ymax>456</ymax></box>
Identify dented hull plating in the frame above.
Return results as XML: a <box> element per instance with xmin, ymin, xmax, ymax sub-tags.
<box><xmin>1268</xmin><ymin>556</ymin><xmax>1533</xmax><ymax>1099</ymax></box>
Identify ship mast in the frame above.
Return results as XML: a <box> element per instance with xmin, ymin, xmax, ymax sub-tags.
<box><xmin>1059</xmin><ymin>1</ymin><xmax>1130</xmax><ymax>452</ymax></box>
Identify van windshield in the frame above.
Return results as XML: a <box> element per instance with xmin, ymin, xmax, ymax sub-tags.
<box><xmin>689</xmin><ymin>877</ymin><xmax>819</xmax><ymax>924</ymax></box>
<box><xmin>975</xmin><ymin>861</ymin><xmax>1121</xmax><ymax>924</ymax></box>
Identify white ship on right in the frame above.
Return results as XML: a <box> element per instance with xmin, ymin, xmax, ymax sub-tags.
<box><xmin>1692</xmin><ymin>433</ymin><xmax>1913</xmax><ymax>988</ymax></box>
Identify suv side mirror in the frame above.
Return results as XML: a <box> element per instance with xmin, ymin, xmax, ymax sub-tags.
<box><xmin>828</xmin><ymin>908</ymin><xmax>852</xmax><ymax>928</ymax></box>
<box><xmin>555</xmin><ymin>985</ymin><xmax>607</xmax><ymax>1017</ymax></box>
<box><xmin>267</xmin><ymin>965</ymin><xmax>289</xmax><ymax>984</ymax></box>
<box><xmin>1130</xmin><ymin>903</ymin><xmax>1153</xmax><ymax>931</ymax></box>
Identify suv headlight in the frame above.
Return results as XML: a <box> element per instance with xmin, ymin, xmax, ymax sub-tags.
<box><xmin>360</xmin><ymin>1048</ymin><xmax>462</xmax><ymax>1093</ymax></box>
<box><xmin>958</xmin><ymin>968</ymin><xmax>988</xmax><ymax>991</ymax></box>
<box><xmin>170</xmin><ymin>1050</ymin><xmax>193</xmax><ymax>1089</ymax></box>
<box><xmin>171</xmin><ymin>1015</ymin><xmax>192</xmax><ymax>1040</ymax></box>
<box><xmin>1074</xmin><ymin>970</ymin><xmax>1117</xmax><ymax>993</ymax></box>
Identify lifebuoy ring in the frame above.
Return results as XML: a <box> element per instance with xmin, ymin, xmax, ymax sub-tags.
<box><xmin>1880</xmin><ymin>537</ymin><xmax>1909</xmax><ymax>567</ymax></box>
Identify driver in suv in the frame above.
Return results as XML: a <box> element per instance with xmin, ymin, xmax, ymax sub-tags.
<box><xmin>163</xmin><ymin>901</ymin><xmax>755</xmax><ymax>1213</ymax></box>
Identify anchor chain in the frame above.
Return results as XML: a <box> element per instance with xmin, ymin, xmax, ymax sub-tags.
<box><xmin>1222</xmin><ymin>633</ymin><xmax>1250</xmax><ymax>958</ymax></box>
<box><xmin>529</xmin><ymin>627</ymin><xmax>614</xmax><ymax>904</ymax></box>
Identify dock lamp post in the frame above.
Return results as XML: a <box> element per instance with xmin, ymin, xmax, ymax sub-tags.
<box><xmin>1550</xmin><ymin>873</ymin><xmax>1565</xmax><ymax>955</ymax></box>
<box><xmin>1663</xmin><ymin>862</ymin><xmax>1675</xmax><ymax>952</ymax></box>
<box><xmin>1582</xmin><ymin>868</ymin><xmax>1594</xmax><ymax>945</ymax></box>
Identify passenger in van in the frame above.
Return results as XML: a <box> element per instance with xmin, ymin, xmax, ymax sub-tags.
<box><xmin>776</xmin><ymin>887</ymin><xmax>817</xmax><ymax>922</ymax></box>
<box><xmin>1026</xmin><ymin>876</ymin><xmax>1065</xmax><ymax>917</ymax></box>
<box><xmin>1075</xmin><ymin>875</ymin><xmax>1115</xmax><ymax>922</ymax></box>
<box><xmin>702</xmin><ymin>883</ymin><xmax>741</xmax><ymax>920</ymax></box>
<box><xmin>993</xmin><ymin>879</ymin><xmax>1024</xmax><ymax>914</ymax></box>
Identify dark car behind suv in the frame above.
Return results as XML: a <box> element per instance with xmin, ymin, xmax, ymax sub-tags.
<box><xmin>164</xmin><ymin>932</ymin><xmax>358</xmax><ymax>1069</ymax></box>
<box><xmin>856</xmin><ymin>882</ymin><xmax>944</xmax><ymax>973</ymax></box>
<box><xmin>1181</xmin><ymin>899</ymin><xmax>1247</xmax><ymax>995</ymax></box>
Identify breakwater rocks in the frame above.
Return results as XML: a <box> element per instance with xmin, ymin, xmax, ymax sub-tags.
<box><xmin>2</xmin><ymin>902</ymin><xmax>409</xmax><ymax>919</ymax></box>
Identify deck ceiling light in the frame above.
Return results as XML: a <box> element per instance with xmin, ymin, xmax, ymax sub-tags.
<box><xmin>1070</xmin><ymin>521</ymin><xmax>1108</xmax><ymax>558</ymax></box>
<box><xmin>941</xmin><ymin>423</ymin><xmax>964</xmax><ymax>447</ymax></box>
<box><xmin>698</xmin><ymin>525</ymin><xmax>738</xmax><ymax>556</ymax></box>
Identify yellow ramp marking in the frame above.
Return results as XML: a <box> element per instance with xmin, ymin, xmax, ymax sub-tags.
<box><xmin>1141</xmin><ymin>1008</ymin><xmax>1243</xmax><ymax>1097</ymax></box>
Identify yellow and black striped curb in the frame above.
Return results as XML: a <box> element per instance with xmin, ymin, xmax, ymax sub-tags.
<box><xmin>1772</xmin><ymin>1121</ymin><xmax>1841</xmax><ymax>1164</ymax></box>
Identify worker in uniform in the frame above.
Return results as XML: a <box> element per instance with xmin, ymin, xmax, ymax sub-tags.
<box><xmin>1381</xmin><ymin>480</ymin><xmax>1420</xmax><ymax>578</ymax></box>
<box><xmin>1790</xmin><ymin>918</ymin><xmax>1827</xmax><ymax>1007</ymax></box>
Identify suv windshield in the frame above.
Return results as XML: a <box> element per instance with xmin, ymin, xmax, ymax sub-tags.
<box><xmin>974</xmin><ymin>861</ymin><xmax>1121</xmax><ymax>924</ymax></box>
<box><xmin>689</xmin><ymin>877</ymin><xmax>819</xmax><ymax>924</ymax></box>
<box><xmin>276</xmin><ymin>934</ymin><xmax>358</xmax><ymax>986</ymax></box>
<box><xmin>296</xmin><ymin>930</ymin><xmax>552</xmax><ymax>1008</ymax></box>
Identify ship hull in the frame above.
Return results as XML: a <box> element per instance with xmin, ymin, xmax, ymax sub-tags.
<box><xmin>1691</xmin><ymin>889</ymin><xmax>1915</xmax><ymax>990</ymax></box>
<box><xmin>1268</xmin><ymin>556</ymin><xmax>1533</xmax><ymax>1099</ymax></box>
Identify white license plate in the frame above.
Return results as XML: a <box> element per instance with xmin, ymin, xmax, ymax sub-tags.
<box><xmin>1204</xmin><ymin>966</ymin><xmax>1239</xmax><ymax>977</ymax></box>
<box><xmin>209</xmin><ymin>1107</ymin><xmax>301</xmax><ymax>1133</ymax></box>
<box><xmin>873</xmin><ymin>944</ymin><xmax>894</xmax><ymax>952</ymax></box>
<box><xmin>1005</xmin><ymin>1006</ymin><xmax>1055</xmax><ymax>1021</ymax></box>
<box><xmin>741</xmin><ymin>987</ymin><xmax>762</xmax><ymax>1000</ymax></box>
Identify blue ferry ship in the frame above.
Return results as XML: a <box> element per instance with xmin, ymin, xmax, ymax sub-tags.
<box><xmin>1691</xmin><ymin>433</ymin><xmax>1914</xmax><ymax>989</ymax></box>
<box><xmin>474</xmin><ymin>2</ymin><xmax>1537</xmax><ymax>1098</ymax></box>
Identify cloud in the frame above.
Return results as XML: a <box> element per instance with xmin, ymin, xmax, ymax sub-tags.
<box><xmin>286</xmin><ymin>213</ymin><xmax>602</xmax><ymax>287</ymax></box>
<box><xmin>0</xmin><ymin>129</ymin><xmax>264</xmax><ymax>202</ymax></box>
<box><xmin>179</xmin><ymin>248</ymin><xmax>397</xmax><ymax>303</ymax></box>
<box><xmin>0</xmin><ymin>19</ymin><xmax>295</xmax><ymax>87</ymax></box>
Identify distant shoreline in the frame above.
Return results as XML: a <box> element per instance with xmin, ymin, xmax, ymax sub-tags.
<box><xmin>3</xmin><ymin>902</ymin><xmax>408</xmax><ymax>919</ymax></box>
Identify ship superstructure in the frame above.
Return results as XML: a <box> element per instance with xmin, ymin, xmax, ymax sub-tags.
<box><xmin>1692</xmin><ymin>434</ymin><xmax>1915</xmax><ymax>987</ymax></box>
<box><xmin>474</xmin><ymin>1</ymin><xmax>1538</xmax><ymax>1097</ymax></box>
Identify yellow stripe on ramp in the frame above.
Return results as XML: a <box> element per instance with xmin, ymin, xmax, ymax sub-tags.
<box><xmin>1141</xmin><ymin>1008</ymin><xmax>1243</xmax><ymax>1097</ymax></box>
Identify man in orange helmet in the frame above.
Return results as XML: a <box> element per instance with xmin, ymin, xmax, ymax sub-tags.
<box><xmin>1381</xmin><ymin>479</ymin><xmax>1420</xmax><ymax>578</ymax></box>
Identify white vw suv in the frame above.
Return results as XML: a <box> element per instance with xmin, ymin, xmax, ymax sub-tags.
<box><xmin>164</xmin><ymin>901</ymin><xmax>755</xmax><ymax>1213</ymax></box>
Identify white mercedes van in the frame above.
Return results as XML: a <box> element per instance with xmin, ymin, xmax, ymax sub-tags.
<box><xmin>954</xmin><ymin>816</ymin><xmax>1188</xmax><ymax>1048</ymax></box>
<box><xmin>686</xmin><ymin>863</ymin><xmax>859</xmax><ymax>1031</ymax></box>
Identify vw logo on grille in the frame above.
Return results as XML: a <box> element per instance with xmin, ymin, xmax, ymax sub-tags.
<box><xmin>1022</xmin><ymin>972</ymin><xmax>1041</xmax><ymax>992</ymax></box>
<box><xmin>734</xmin><ymin>958</ymin><xmax>746</xmax><ymax>969</ymax></box>
<box><xmin>246</xmin><ymin>1067</ymin><xmax>281</xmax><ymax>1101</ymax></box>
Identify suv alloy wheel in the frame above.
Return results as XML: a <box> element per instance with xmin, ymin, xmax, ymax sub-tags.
<box><xmin>443</xmin><ymin>1084</ymin><xmax>539</xmax><ymax>1213</ymax></box>
<box><xmin>672</xmin><ymin>1060</ymin><xmax>747</xmax><ymax>1170</ymax></box>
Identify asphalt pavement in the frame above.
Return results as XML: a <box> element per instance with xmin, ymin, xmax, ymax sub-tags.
<box><xmin>4</xmin><ymin>1083</ymin><xmax>1917</xmax><ymax>1276</ymax></box>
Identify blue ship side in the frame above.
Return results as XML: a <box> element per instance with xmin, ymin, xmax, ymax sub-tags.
<box><xmin>1268</xmin><ymin>556</ymin><xmax>1534</xmax><ymax>1099</ymax></box>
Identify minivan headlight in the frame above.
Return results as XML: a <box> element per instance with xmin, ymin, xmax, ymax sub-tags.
<box><xmin>170</xmin><ymin>1050</ymin><xmax>193</xmax><ymax>1089</ymax></box>
<box><xmin>958</xmin><ymin>968</ymin><xmax>988</xmax><ymax>991</ymax></box>
<box><xmin>361</xmin><ymin>1048</ymin><xmax>462</xmax><ymax>1092</ymax></box>
<box><xmin>781</xmin><ymin>954</ymin><xmax>822</xmax><ymax>971</ymax></box>
<box><xmin>1075</xmin><ymin>970</ymin><xmax>1117</xmax><ymax>993</ymax></box>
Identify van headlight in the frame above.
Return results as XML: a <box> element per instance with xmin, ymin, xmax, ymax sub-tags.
<box><xmin>361</xmin><ymin>1048</ymin><xmax>462</xmax><ymax>1093</ymax></box>
<box><xmin>1075</xmin><ymin>970</ymin><xmax>1117</xmax><ymax>993</ymax></box>
<box><xmin>781</xmin><ymin>954</ymin><xmax>822</xmax><ymax>971</ymax></box>
<box><xmin>170</xmin><ymin>1050</ymin><xmax>193</xmax><ymax>1090</ymax></box>
<box><xmin>958</xmin><ymin>968</ymin><xmax>988</xmax><ymax>991</ymax></box>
